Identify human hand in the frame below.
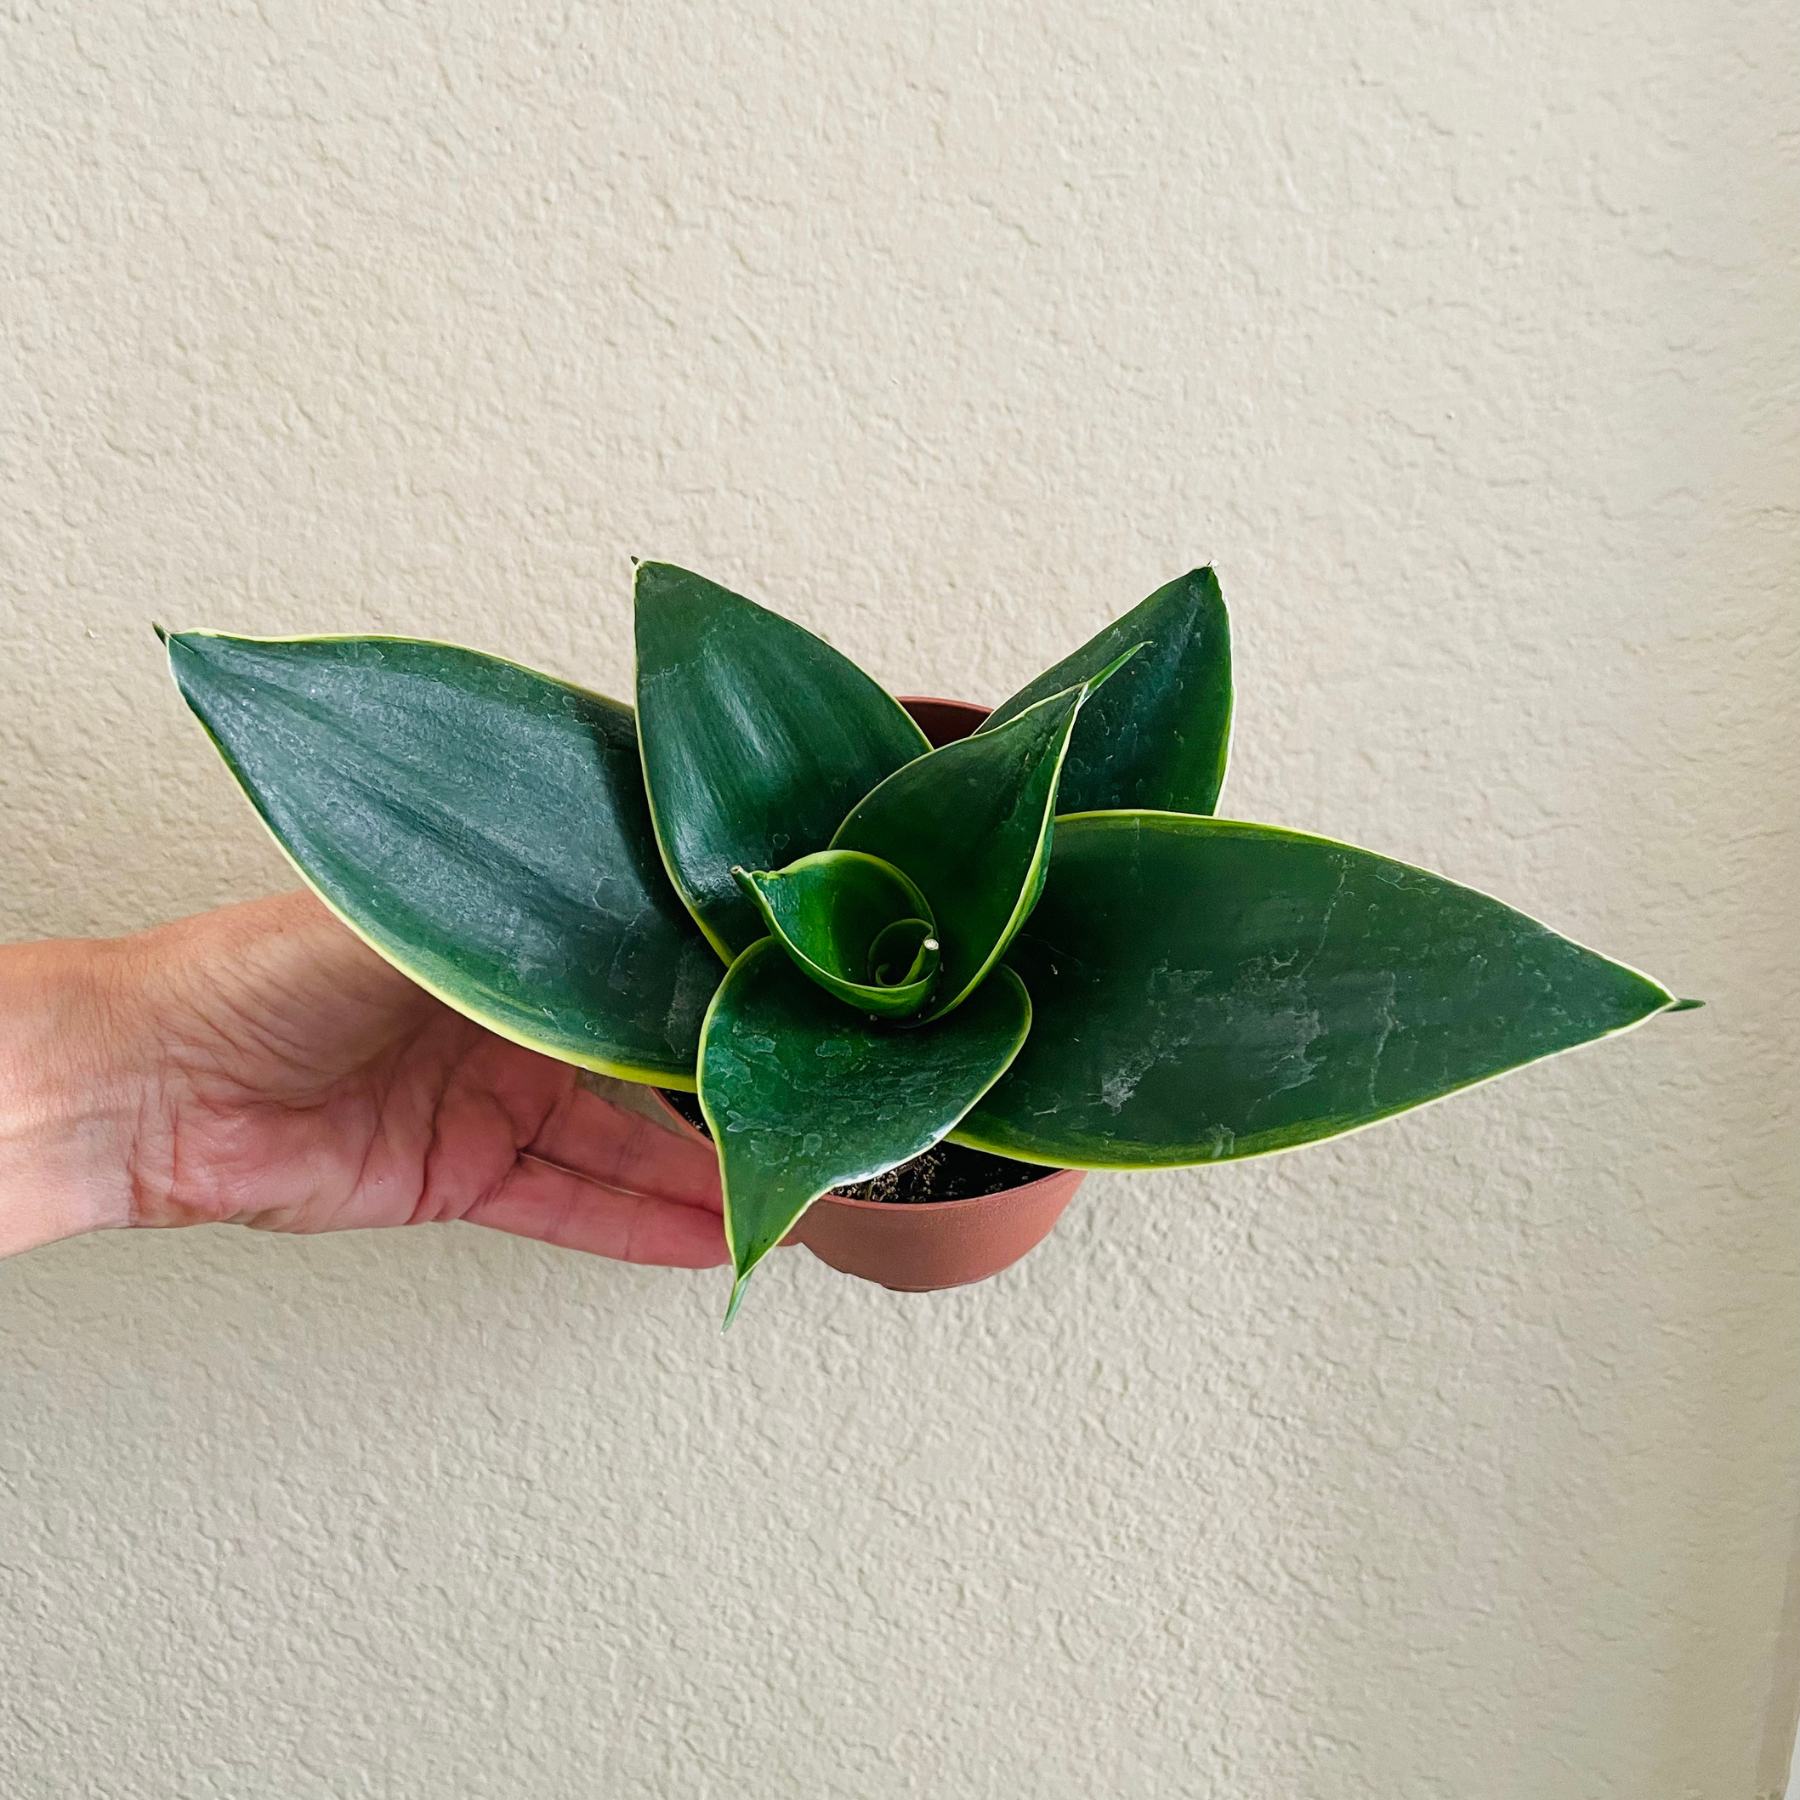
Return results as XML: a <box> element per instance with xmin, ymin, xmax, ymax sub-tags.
<box><xmin>0</xmin><ymin>892</ymin><xmax>726</xmax><ymax>1265</ymax></box>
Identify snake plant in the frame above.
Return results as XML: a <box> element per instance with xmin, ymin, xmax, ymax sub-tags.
<box><xmin>162</xmin><ymin>563</ymin><xmax>1685</xmax><ymax>1323</ymax></box>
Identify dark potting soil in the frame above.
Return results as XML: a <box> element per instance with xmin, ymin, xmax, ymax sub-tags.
<box><xmin>655</xmin><ymin>1089</ymin><xmax>1053</xmax><ymax>1204</ymax></box>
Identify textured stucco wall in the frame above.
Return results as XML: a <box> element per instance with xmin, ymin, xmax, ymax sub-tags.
<box><xmin>2</xmin><ymin>4</ymin><xmax>1795</xmax><ymax>1796</ymax></box>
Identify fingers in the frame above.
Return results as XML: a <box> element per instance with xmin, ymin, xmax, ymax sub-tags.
<box><xmin>467</xmin><ymin>1088</ymin><xmax>729</xmax><ymax>1266</ymax></box>
<box><xmin>525</xmin><ymin>1088</ymin><xmax>723</xmax><ymax>1214</ymax></box>
<box><xmin>463</xmin><ymin>1159</ymin><xmax>729</xmax><ymax>1268</ymax></box>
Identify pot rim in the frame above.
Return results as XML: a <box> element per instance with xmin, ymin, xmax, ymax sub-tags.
<box><xmin>811</xmin><ymin>1157</ymin><xmax>1082</xmax><ymax>1212</ymax></box>
<box><xmin>646</xmin><ymin>1087</ymin><xmax>1077</xmax><ymax>1213</ymax></box>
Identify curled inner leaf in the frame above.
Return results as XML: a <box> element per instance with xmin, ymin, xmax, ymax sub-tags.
<box><xmin>868</xmin><ymin>918</ymin><xmax>939</xmax><ymax>990</ymax></box>
<box><xmin>733</xmin><ymin>850</ymin><xmax>940</xmax><ymax>1019</ymax></box>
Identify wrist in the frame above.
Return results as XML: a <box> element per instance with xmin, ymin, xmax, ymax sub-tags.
<box><xmin>0</xmin><ymin>934</ymin><xmax>150</xmax><ymax>1256</ymax></box>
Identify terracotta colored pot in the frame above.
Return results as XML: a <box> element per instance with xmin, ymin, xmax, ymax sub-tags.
<box><xmin>647</xmin><ymin>1086</ymin><xmax>1086</xmax><ymax>1294</ymax></box>
<box><xmin>650</xmin><ymin>692</ymin><xmax>1086</xmax><ymax>1293</ymax></box>
<box><xmin>789</xmin><ymin>1161</ymin><xmax>1086</xmax><ymax>1292</ymax></box>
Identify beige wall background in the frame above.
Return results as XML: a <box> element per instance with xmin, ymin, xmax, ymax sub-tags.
<box><xmin>2</xmin><ymin>3</ymin><xmax>1795</xmax><ymax>1795</ymax></box>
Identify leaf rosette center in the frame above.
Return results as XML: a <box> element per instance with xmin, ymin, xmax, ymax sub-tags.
<box><xmin>733</xmin><ymin>850</ymin><xmax>942</xmax><ymax>1020</ymax></box>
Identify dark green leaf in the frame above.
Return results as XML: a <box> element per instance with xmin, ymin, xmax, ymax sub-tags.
<box><xmin>981</xmin><ymin>568</ymin><xmax>1233</xmax><ymax>815</ymax></box>
<box><xmin>700</xmin><ymin>939</ymin><xmax>1032</xmax><ymax>1324</ymax></box>
<box><xmin>955</xmin><ymin>811</ymin><xmax>1674</xmax><ymax>1167</ymax></box>
<box><xmin>634</xmin><ymin>563</ymin><xmax>930</xmax><ymax>960</ymax></box>
<box><xmin>734</xmin><ymin>850</ymin><xmax>940</xmax><ymax>1019</ymax></box>
<box><xmin>165</xmin><ymin>631</ymin><xmax>719</xmax><ymax>1085</ymax></box>
<box><xmin>831</xmin><ymin>655</ymin><xmax>1133</xmax><ymax>1021</ymax></box>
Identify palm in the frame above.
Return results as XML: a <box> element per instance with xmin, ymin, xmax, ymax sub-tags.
<box><xmin>126</xmin><ymin>893</ymin><xmax>725</xmax><ymax>1267</ymax></box>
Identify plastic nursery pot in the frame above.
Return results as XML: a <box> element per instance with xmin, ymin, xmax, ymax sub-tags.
<box><xmin>652</xmin><ymin>694</ymin><xmax>1087</xmax><ymax>1294</ymax></box>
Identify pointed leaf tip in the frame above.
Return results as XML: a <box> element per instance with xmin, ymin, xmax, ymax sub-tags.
<box><xmin>980</xmin><ymin>571</ymin><xmax>1232</xmax><ymax>816</ymax></box>
<box><xmin>1669</xmin><ymin>997</ymin><xmax>1705</xmax><ymax>1012</ymax></box>
<box><xmin>1087</xmin><ymin>640</ymin><xmax>1149</xmax><ymax>692</ymax></box>
<box><xmin>722</xmin><ymin>1274</ymin><xmax>751</xmax><ymax>1331</ymax></box>
<box><xmin>957</xmin><ymin>813</ymin><xmax>1675</xmax><ymax>1169</ymax></box>
<box><xmin>152</xmin><ymin>622</ymin><xmax>170</xmax><ymax>645</ymax></box>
